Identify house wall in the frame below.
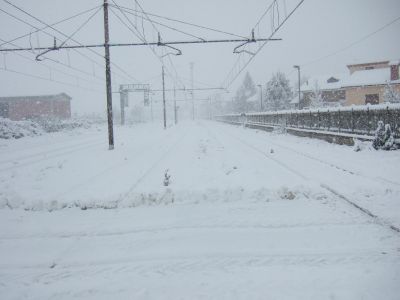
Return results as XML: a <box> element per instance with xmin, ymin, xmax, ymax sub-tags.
<box><xmin>344</xmin><ymin>84</ymin><xmax>400</xmax><ymax>106</ymax></box>
<box><xmin>347</xmin><ymin>61</ymin><xmax>389</xmax><ymax>74</ymax></box>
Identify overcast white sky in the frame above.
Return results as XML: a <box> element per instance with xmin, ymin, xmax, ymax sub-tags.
<box><xmin>0</xmin><ymin>0</ymin><xmax>399</xmax><ymax>114</ymax></box>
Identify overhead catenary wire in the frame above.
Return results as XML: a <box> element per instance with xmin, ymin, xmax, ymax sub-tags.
<box><xmin>0</xmin><ymin>38</ymin><xmax>106</xmax><ymax>88</ymax></box>
<box><xmin>110</xmin><ymin>0</ymin><xmax>186</xmax><ymax>89</ymax></box>
<box><xmin>0</xmin><ymin>5</ymin><xmax>102</xmax><ymax>48</ymax></box>
<box><xmin>220</xmin><ymin>0</ymin><xmax>305</xmax><ymax>89</ymax></box>
<box><xmin>115</xmin><ymin>6</ymin><xmax>205</xmax><ymax>42</ymax></box>
<box><xmin>111</xmin><ymin>4</ymin><xmax>248</xmax><ymax>39</ymax></box>
<box><xmin>129</xmin><ymin>0</ymin><xmax>187</xmax><ymax>89</ymax></box>
<box><xmin>0</xmin><ymin>4</ymin><xmax>131</xmax><ymax>84</ymax></box>
<box><xmin>36</xmin><ymin>6</ymin><xmax>103</xmax><ymax>61</ymax></box>
<box><xmin>1</xmin><ymin>0</ymin><xmax>138</xmax><ymax>83</ymax></box>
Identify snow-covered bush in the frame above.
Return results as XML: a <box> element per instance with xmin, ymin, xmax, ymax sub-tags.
<box><xmin>372</xmin><ymin>121</ymin><xmax>398</xmax><ymax>150</ymax></box>
<box><xmin>37</xmin><ymin>117</ymin><xmax>91</xmax><ymax>133</ymax></box>
<box><xmin>0</xmin><ymin>117</ymin><xmax>43</xmax><ymax>139</ymax></box>
<box><xmin>0</xmin><ymin>116</ymin><xmax>103</xmax><ymax>139</ymax></box>
<box><xmin>384</xmin><ymin>83</ymin><xmax>400</xmax><ymax>104</ymax></box>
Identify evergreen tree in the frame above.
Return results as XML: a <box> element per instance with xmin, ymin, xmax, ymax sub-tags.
<box><xmin>233</xmin><ymin>72</ymin><xmax>256</xmax><ymax>113</ymax></box>
<box><xmin>309</xmin><ymin>81</ymin><xmax>323</xmax><ymax>108</ymax></box>
<box><xmin>265</xmin><ymin>72</ymin><xmax>293</xmax><ymax>111</ymax></box>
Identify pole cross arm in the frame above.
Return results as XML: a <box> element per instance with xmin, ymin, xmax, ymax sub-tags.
<box><xmin>0</xmin><ymin>38</ymin><xmax>282</xmax><ymax>53</ymax></box>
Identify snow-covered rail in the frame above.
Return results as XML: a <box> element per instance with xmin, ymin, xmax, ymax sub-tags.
<box><xmin>215</xmin><ymin>104</ymin><xmax>400</xmax><ymax>141</ymax></box>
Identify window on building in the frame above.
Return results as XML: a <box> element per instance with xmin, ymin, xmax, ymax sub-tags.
<box><xmin>365</xmin><ymin>94</ymin><xmax>379</xmax><ymax>105</ymax></box>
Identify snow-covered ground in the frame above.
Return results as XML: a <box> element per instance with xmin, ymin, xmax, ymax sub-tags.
<box><xmin>0</xmin><ymin>121</ymin><xmax>399</xmax><ymax>299</ymax></box>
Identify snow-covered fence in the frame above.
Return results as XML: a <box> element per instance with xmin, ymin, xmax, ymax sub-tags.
<box><xmin>215</xmin><ymin>104</ymin><xmax>400</xmax><ymax>138</ymax></box>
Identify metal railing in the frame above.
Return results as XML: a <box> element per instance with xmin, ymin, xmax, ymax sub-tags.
<box><xmin>215</xmin><ymin>104</ymin><xmax>400</xmax><ymax>138</ymax></box>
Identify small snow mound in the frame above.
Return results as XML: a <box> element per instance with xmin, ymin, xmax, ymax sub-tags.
<box><xmin>0</xmin><ymin>117</ymin><xmax>43</xmax><ymax>139</ymax></box>
<box><xmin>0</xmin><ymin>186</ymin><xmax>326</xmax><ymax>211</ymax></box>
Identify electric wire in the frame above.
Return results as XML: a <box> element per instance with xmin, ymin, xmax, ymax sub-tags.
<box><xmin>128</xmin><ymin>0</ymin><xmax>187</xmax><ymax>88</ymax></box>
<box><xmin>300</xmin><ymin>14</ymin><xmax>400</xmax><ymax>68</ymax></box>
<box><xmin>0</xmin><ymin>67</ymin><xmax>103</xmax><ymax>93</ymax></box>
<box><xmin>56</xmin><ymin>6</ymin><xmax>102</xmax><ymax>49</ymax></box>
<box><xmin>129</xmin><ymin>0</ymin><xmax>186</xmax><ymax>89</ymax></box>
<box><xmin>0</xmin><ymin>38</ymin><xmax>105</xmax><ymax>88</ymax></box>
<box><xmin>221</xmin><ymin>0</ymin><xmax>305</xmax><ymax>89</ymax></box>
<box><xmin>111</xmin><ymin>4</ymin><xmax>248</xmax><ymax>39</ymax></box>
<box><xmin>110</xmin><ymin>1</ymin><xmax>185</xmax><ymax>89</ymax></box>
<box><xmin>0</xmin><ymin>5</ymin><xmax>129</xmax><ymax>83</ymax></box>
<box><xmin>0</xmin><ymin>5</ymin><xmax>101</xmax><ymax>48</ymax></box>
<box><xmin>2</xmin><ymin>0</ymin><xmax>138</xmax><ymax>83</ymax></box>
<box><xmin>115</xmin><ymin>6</ymin><xmax>205</xmax><ymax>41</ymax></box>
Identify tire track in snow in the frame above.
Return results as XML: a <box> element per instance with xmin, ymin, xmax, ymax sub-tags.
<box><xmin>211</xmin><ymin>123</ymin><xmax>400</xmax><ymax>234</ymax></box>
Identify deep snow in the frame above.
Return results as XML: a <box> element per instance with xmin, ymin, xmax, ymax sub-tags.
<box><xmin>0</xmin><ymin>121</ymin><xmax>399</xmax><ymax>299</ymax></box>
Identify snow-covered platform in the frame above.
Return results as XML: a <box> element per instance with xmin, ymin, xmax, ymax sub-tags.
<box><xmin>0</xmin><ymin>121</ymin><xmax>399</xmax><ymax>299</ymax></box>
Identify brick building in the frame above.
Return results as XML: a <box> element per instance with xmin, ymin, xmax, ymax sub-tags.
<box><xmin>0</xmin><ymin>93</ymin><xmax>71</xmax><ymax>121</ymax></box>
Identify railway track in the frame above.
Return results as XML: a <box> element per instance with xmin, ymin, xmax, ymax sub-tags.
<box><xmin>0</xmin><ymin>139</ymin><xmax>104</xmax><ymax>172</ymax></box>
<box><xmin>210</xmin><ymin>122</ymin><xmax>400</xmax><ymax>234</ymax></box>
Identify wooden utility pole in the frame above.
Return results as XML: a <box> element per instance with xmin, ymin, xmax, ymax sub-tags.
<box><xmin>162</xmin><ymin>65</ymin><xmax>166</xmax><ymax>129</ymax></box>
<box><xmin>103</xmin><ymin>0</ymin><xmax>114</xmax><ymax>150</ymax></box>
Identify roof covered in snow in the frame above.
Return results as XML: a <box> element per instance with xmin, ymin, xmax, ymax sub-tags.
<box><xmin>300</xmin><ymin>74</ymin><xmax>348</xmax><ymax>92</ymax></box>
<box><xmin>341</xmin><ymin>68</ymin><xmax>400</xmax><ymax>87</ymax></box>
<box><xmin>302</xmin><ymin>66</ymin><xmax>400</xmax><ymax>92</ymax></box>
<box><xmin>0</xmin><ymin>93</ymin><xmax>72</xmax><ymax>102</ymax></box>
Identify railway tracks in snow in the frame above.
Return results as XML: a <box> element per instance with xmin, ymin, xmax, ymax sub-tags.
<box><xmin>210</xmin><ymin>122</ymin><xmax>400</xmax><ymax>234</ymax></box>
<box><xmin>0</xmin><ymin>138</ymin><xmax>104</xmax><ymax>172</ymax></box>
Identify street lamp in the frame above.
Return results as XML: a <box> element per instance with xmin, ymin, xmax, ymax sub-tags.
<box><xmin>293</xmin><ymin>65</ymin><xmax>301</xmax><ymax>108</ymax></box>
<box><xmin>257</xmin><ymin>84</ymin><xmax>263</xmax><ymax>111</ymax></box>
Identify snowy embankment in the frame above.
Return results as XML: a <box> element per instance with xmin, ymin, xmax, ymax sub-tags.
<box><xmin>0</xmin><ymin>121</ymin><xmax>399</xmax><ymax>299</ymax></box>
<box><xmin>0</xmin><ymin>121</ymin><xmax>399</xmax><ymax>226</ymax></box>
<box><xmin>0</xmin><ymin>117</ymin><xmax>103</xmax><ymax>139</ymax></box>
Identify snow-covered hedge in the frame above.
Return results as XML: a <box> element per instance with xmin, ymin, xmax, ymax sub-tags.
<box><xmin>0</xmin><ymin>117</ymin><xmax>44</xmax><ymax>139</ymax></box>
<box><xmin>0</xmin><ymin>117</ymin><xmax>105</xmax><ymax>139</ymax></box>
<box><xmin>37</xmin><ymin>118</ymin><xmax>91</xmax><ymax>133</ymax></box>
